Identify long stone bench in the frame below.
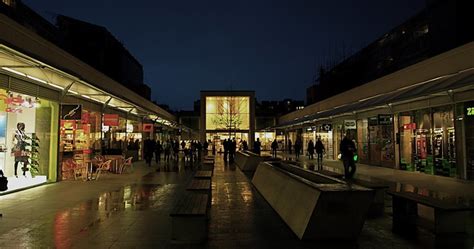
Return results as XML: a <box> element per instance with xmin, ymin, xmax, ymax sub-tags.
<box><xmin>235</xmin><ymin>150</ymin><xmax>271</xmax><ymax>171</ymax></box>
<box><xmin>349</xmin><ymin>178</ymin><xmax>389</xmax><ymax>217</ymax></box>
<box><xmin>387</xmin><ymin>190</ymin><xmax>474</xmax><ymax>234</ymax></box>
<box><xmin>170</xmin><ymin>193</ymin><xmax>209</xmax><ymax>243</ymax></box>
<box><xmin>252</xmin><ymin>161</ymin><xmax>374</xmax><ymax>241</ymax></box>
<box><xmin>194</xmin><ymin>170</ymin><xmax>213</xmax><ymax>178</ymax></box>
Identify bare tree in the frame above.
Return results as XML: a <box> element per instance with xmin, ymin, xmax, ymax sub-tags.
<box><xmin>211</xmin><ymin>96</ymin><xmax>247</xmax><ymax>137</ymax></box>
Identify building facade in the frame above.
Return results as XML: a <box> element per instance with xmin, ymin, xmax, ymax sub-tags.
<box><xmin>200</xmin><ymin>91</ymin><xmax>255</xmax><ymax>152</ymax></box>
<box><xmin>278</xmin><ymin>42</ymin><xmax>474</xmax><ymax>180</ymax></box>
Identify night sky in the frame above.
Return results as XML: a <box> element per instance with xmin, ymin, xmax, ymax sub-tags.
<box><xmin>24</xmin><ymin>0</ymin><xmax>425</xmax><ymax>110</ymax></box>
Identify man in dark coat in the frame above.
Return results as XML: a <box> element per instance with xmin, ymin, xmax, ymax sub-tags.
<box><xmin>340</xmin><ymin>133</ymin><xmax>356</xmax><ymax>179</ymax></box>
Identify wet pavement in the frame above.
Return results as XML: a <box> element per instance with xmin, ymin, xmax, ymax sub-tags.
<box><xmin>0</xmin><ymin>155</ymin><xmax>473</xmax><ymax>248</ymax></box>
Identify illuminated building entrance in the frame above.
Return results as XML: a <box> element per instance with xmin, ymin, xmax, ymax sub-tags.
<box><xmin>200</xmin><ymin>91</ymin><xmax>255</xmax><ymax>150</ymax></box>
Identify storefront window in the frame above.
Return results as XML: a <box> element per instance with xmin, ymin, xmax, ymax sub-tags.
<box><xmin>255</xmin><ymin>132</ymin><xmax>275</xmax><ymax>151</ymax></box>
<box><xmin>357</xmin><ymin>119</ymin><xmax>369</xmax><ymax>163</ymax></box>
<box><xmin>464</xmin><ymin>101</ymin><xmax>474</xmax><ymax>180</ymax></box>
<box><xmin>59</xmin><ymin>108</ymin><xmax>101</xmax><ymax>180</ymax></box>
<box><xmin>433</xmin><ymin>106</ymin><xmax>456</xmax><ymax>177</ymax></box>
<box><xmin>0</xmin><ymin>90</ymin><xmax>58</xmax><ymax>191</ymax></box>
<box><xmin>399</xmin><ymin>106</ymin><xmax>455</xmax><ymax>177</ymax></box>
<box><xmin>205</xmin><ymin>96</ymin><xmax>250</xmax><ymax>131</ymax></box>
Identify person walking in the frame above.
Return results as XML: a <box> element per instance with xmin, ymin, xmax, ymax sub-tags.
<box><xmin>229</xmin><ymin>138</ymin><xmax>236</xmax><ymax>162</ymax></box>
<box><xmin>223</xmin><ymin>139</ymin><xmax>229</xmax><ymax>162</ymax></box>
<box><xmin>307</xmin><ymin>140</ymin><xmax>315</xmax><ymax>160</ymax></box>
<box><xmin>254</xmin><ymin>138</ymin><xmax>261</xmax><ymax>155</ymax></box>
<box><xmin>242</xmin><ymin>140</ymin><xmax>248</xmax><ymax>151</ymax></box>
<box><xmin>288</xmin><ymin>139</ymin><xmax>292</xmax><ymax>155</ymax></box>
<box><xmin>155</xmin><ymin>140</ymin><xmax>162</xmax><ymax>164</ymax></box>
<box><xmin>164</xmin><ymin>140</ymin><xmax>171</xmax><ymax>161</ymax></box>
<box><xmin>294</xmin><ymin>137</ymin><xmax>302</xmax><ymax>159</ymax></box>
<box><xmin>271</xmin><ymin>139</ymin><xmax>278</xmax><ymax>158</ymax></box>
<box><xmin>315</xmin><ymin>137</ymin><xmax>325</xmax><ymax>170</ymax></box>
<box><xmin>340</xmin><ymin>132</ymin><xmax>357</xmax><ymax>179</ymax></box>
<box><xmin>144</xmin><ymin>137</ymin><xmax>155</xmax><ymax>167</ymax></box>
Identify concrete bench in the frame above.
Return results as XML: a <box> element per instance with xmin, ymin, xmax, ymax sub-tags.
<box><xmin>201</xmin><ymin>159</ymin><xmax>215</xmax><ymax>171</ymax></box>
<box><xmin>235</xmin><ymin>151</ymin><xmax>266</xmax><ymax>171</ymax></box>
<box><xmin>316</xmin><ymin>169</ymin><xmax>344</xmax><ymax>179</ymax></box>
<box><xmin>187</xmin><ymin>179</ymin><xmax>212</xmax><ymax>208</ymax></box>
<box><xmin>252</xmin><ymin>161</ymin><xmax>373</xmax><ymax>240</ymax></box>
<box><xmin>194</xmin><ymin>170</ymin><xmax>213</xmax><ymax>178</ymax></box>
<box><xmin>170</xmin><ymin>193</ymin><xmax>209</xmax><ymax>243</ymax></box>
<box><xmin>387</xmin><ymin>190</ymin><xmax>474</xmax><ymax>234</ymax></box>
<box><xmin>187</xmin><ymin>179</ymin><xmax>211</xmax><ymax>193</ymax></box>
<box><xmin>348</xmin><ymin>179</ymin><xmax>389</xmax><ymax>217</ymax></box>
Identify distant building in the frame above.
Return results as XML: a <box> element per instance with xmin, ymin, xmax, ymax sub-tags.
<box><xmin>56</xmin><ymin>15</ymin><xmax>151</xmax><ymax>100</ymax></box>
<box><xmin>306</xmin><ymin>0</ymin><xmax>473</xmax><ymax>105</ymax></box>
<box><xmin>0</xmin><ymin>1</ymin><xmax>151</xmax><ymax>99</ymax></box>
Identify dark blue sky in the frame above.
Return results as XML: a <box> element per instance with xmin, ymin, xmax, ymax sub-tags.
<box><xmin>24</xmin><ymin>0</ymin><xmax>425</xmax><ymax>110</ymax></box>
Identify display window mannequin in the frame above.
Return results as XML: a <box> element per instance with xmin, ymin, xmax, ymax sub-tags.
<box><xmin>12</xmin><ymin>122</ymin><xmax>30</xmax><ymax>177</ymax></box>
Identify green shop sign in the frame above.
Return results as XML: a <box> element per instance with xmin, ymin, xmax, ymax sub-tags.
<box><xmin>467</xmin><ymin>107</ymin><xmax>474</xmax><ymax>116</ymax></box>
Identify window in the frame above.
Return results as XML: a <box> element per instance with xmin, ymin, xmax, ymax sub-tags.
<box><xmin>205</xmin><ymin>96</ymin><xmax>250</xmax><ymax>130</ymax></box>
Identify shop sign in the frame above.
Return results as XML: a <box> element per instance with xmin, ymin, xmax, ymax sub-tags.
<box><xmin>467</xmin><ymin>107</ymin><xmax>474</xmax><ymax>116</ymax></box>
<box><xmin>1</xmin><ymin>93</ymin><xmax>39</xmax><ymax>113</ymax></box>
<box><xmin>61</xmin><ymin>104</ymin><xmax>82</xmax><ymax>120</ymax></box>
<box><xmin>143</xmin><ymin>123</ymin><xmax>153</xmax><ymax>132</ymax></box>
<box><xmin>403</xmin><ymin>123</ymin><xmax>417</xmax><ymax>130</ymax></box>
<box><xmin>368</xmin><ymin>117</ymin><xmax>378</xmax><ymax>126</ymax></box>
<box><xmin>126</xmin><ymin>124</ymin><xmax>134</xmax><ymax>133</ymax></box>
<box><xmin>81</xmin><ymin>112</ymin><xmax>90</xmax><ymax>124</ymax></box>
<box><xmin>378</xmin><ymin>114</ymin><xmax>392</xmax><ymax>125</ymax></box>
<box><xmin>103</xmin><ymin>114</ymin><xmax>119</xmax><ymax>126</ymax></box>
<box><xmin>321</xmin><ymin>123</ymin><xmax>332</xmax><ymax>131</ymax></box>
<box><xmin>344</xmin><ymin>120</ymin><xmax>356</xmax><ymax>129</ymax></box>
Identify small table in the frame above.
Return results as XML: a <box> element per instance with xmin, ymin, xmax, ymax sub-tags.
<box><xmin>104</xmin><ymin>155</ymin><xmax>124</xmax><ymax>173</ymax></box>
<box><xmin>83</xmin><ymin>159</ymin><xmax>93</xmax><ymax>180</ymax></box>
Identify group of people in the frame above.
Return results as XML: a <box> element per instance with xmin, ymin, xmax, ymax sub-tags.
<box><xmin>284</xmin><ymin>133</ymin><xmax>358</xmax><ymax>179</ymax></box>
<box><xmin>143</xmin><ymin>138</ymin><xmax>181</xmax><ymax>167</ymax></box>
<box><xmin>222</xmin><ymin>138</ymin><xmax>237</xmax><ymax>162</ymax></box>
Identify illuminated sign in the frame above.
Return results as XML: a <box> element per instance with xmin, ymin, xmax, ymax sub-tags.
<box><xmin>126</xmin><ymin>124</ymin><xmax>134</xmax><ymax>133</ymax></box>
<box><xmin>143</xmin><ymin>123</ymin><xmax>153</xmax><ymax>132</ymax></box>
<box><xmin>403</xmin><ymin>123</ymin><xmax>416</xmax><ymax>130</ymax></box>
<box><xmin>61</xmin><ymin>104</ymin><xmax>82</xmax><ymax>120</ymax></box>
<box><xmin>378</xmin><ymin>114</ymin><xmax>392</xmax><ymax>125</ymax></box>
<box><xmin>0</xmin><ymin>93</ymin><xmax>39</xmax><ymax>113</ymax></box>
<box><xmin>321</xmin><ymin>123</ymin><xmax>332</xmax><ymax>131</ymax></box>
<box><xmin>344</xmin><ymin>120</ymin><xmax>356</xmax><ymax>129</ymax></box>
<box><xmin>103</xmin><ymin>114</ymin><xmax>119</xmax><ymax>126</ymax></box>
<box><xmin>467</xmin><ymin>107</ymin><xmax>474</xmax><ymax>116</ymax></box>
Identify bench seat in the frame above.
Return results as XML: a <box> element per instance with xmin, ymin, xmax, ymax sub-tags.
<box><xmin>387</xmin><ymin>190</ymin><xmax>474</xmax><ymax>234</ymax></box>
<box><xmin>349</xmin><ymin>179</ymin><xmax>389</xmax><ymax>217</ymax></box>
<box><xmin>170</xmin><ymin>193</ymin><xmax>209</xmax><ymax>242</ymax></box>
<box><xmin>194</xmin><ymin>170</ymin><xmax>213</xmax><ymax>178</ymax></box>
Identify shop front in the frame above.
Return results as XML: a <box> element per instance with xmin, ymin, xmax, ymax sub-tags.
<box><xmin>0</xmin><ymin>88</ymin><xmax>58</xmax><ymax>192</ymax></box>
<box><xmin>398</xmin><ymin>106</ymin><xmax>456</xmax><ymax>177</ymax></box>
<box><xmin>464</xmin><ymin>101</ymin><xmax>474</xmax><ymax>180</ymax></box>
<box><xmin>59</xmin><ymin>103</ymin><xmax>102</xmax><ymax>180</ymax></box>
<box><xmin>315</xmin><ymin>123</ymin><xmax>334</xmax><ymax>160</ymax></box>
<box><xmin>359</xmin><ymin>115</ymin><xmax>395</xmax><ymax>167</ymax></box>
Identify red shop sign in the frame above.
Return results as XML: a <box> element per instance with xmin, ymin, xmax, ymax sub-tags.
<box><xmin>403</xmin><ymin>123</ymin><xmax>416</xmax><ymax>130</ymax></box>
<box><xmin>103</xmin><ymin>114</ymin><xmax>119</xmax><ymax>126</ymax></box>
<box><xmin>143</xmin><ymin>123</ymin><xmax>153</xmax><ymax>132</ymax></box>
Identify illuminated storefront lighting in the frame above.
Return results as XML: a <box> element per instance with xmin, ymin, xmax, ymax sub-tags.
<box><xmin>68</xmin><ymin>90</ymin><xmax>79</xmax><ymax>95</ymax></box>
<box><xmin>26</xmin><ymin>75</ymin><xmax>48</xmax><ymax>84</ymax></box>
<box><xmin>81</xmin><ymin>94</ymin><xmax>92</xmax><ymax>100</ymax></box>
<box><xmin>48</xmin><ymin>83</ymin><xmax>64</xmax><ymax>90</ymax></box>
<box><xmin>1</xmin><ymin>66</ymin><xmax>26</xmax><ymax>77</ymax></box>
